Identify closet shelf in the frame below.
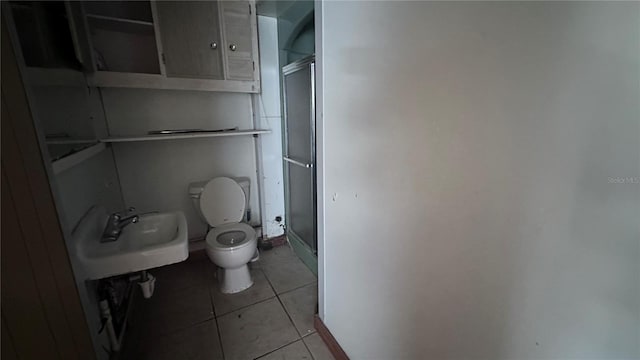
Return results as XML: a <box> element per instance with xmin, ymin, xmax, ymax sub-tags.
<box><xmin>51</xmin><ymin>142</ymin><xmax>106</xmax><ymax>174</ymax></box>
<box><xmin>86</xmin><ymin>14</ymin><xmax>154</xmax><ymax>27</ymax></box>
<box><xmin>100</xmin><ymin>129</ymin><xmax>271</xmax><ymax>143</ymax></box>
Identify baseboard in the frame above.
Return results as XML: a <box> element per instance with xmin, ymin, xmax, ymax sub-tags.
<box><xmin>188</xmin><ymin>238</ymin><xmax>206</xmax><ymax>252</ymax></box>
<box><xmin>314</xmin><ymin>315</ymin><xmax>349</xmax><ymax>360</ymax></box>
<box><xmin>262</xmin><ymin>234</ymin><xmax>287</xmax><ymax>247</ymax></box>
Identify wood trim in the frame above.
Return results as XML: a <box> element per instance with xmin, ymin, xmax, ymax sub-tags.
<box><xmin>314</xmin><ymin>315</ymin><xmax>350</xmax><ymax>360</ymax></box>
<box><xmin>217</xmin><ymin>0</ymin><xmax>229</xmax><ymax>80</ymax></box>
<box><xmin>263</xmin><ymin>234</ymin><xmax>287</xmax><ymax>247</ymax></box>
<box><xmin>219</xmin><ymin>0</ymin><xmax>261</xmax><ymax>82</ymax></box>
<box><xmin>100</xmin><ymin>129</ymin><xmax>270</xmax><ymax>143</ymax></box>
<box><xmin>249</xmin><ymin>0</ymin><xmax>260</xmax><ymax>82</ymax></box>
<box><xmin>86</xmin><ymin>71</ymin><xmax>260</xmax><ymax>93</ymax></box>
<box><xmin>52</xmin><ymin>142</ymin><xmax>106</xmax><ymax>175</ymax></box>
<box><xmin>149</xmin><ymin>0</ymin><xmax>167</xmax><ymax>76</ymax></box>
<box><xmin>1</xmin><ymin>17</ymin><xmax>96</xmax><ymax>360</ymax></box>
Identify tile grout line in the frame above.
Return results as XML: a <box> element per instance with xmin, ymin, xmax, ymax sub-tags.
<box><xmin>209</xmin><ymin>252</ymin><xmax>319</xmax><ymax>359</ymax></box>
<box><xmin>272</xmin><ymin>291</ymin><xmax>318</xmax><ymax>359</ymax></box>
<box><xmin>260</xmin><ymin>255</ymin><xmax>321</xmax><ymax>359</ymax></box>
<box><xmin>258</xmin><ymin>265</ymin><xmax>308</xmax><ymax>340</ymax></box>
<box><xmin>259</xmin><ymin>249</ymin><xmax>318</xmax><ymax>296</ymax></box>
<box><xmin>274</xmin><ymin>285</ymin><xmax>306</xmax><ymax>339</ymax></box>
<box><xmin>208</xmin><ymin>275</ymin><xmax>227</xmax><ymax>360</ymax></box>
<box><xmin>214</xmin><ymin>312</ymin><xmax>226</xmax><ymax>360</ymax></box>
<box><xmin>252</xmin><ymin>338</ymin><xmax>304</xmax><ymax>360</ymax></box>
<box><xmin>301</xmin><ymin>335</ymin><xmax>319</xmax><ymax>360</ymax></box>
<box><xmin>214</xmin><ymin>294</ymin><xmax>278</xmax><ymax>319</ymax></box>
<box><xmin>260</xmin><ymin>252</ymin><xmax>320</xmax><ymax>336</ymax></box>
<box><xmin>230</xmin><ymin>265</ymin><xmax>302</xmax><ymax>360</ymax></box>
<box><xmin>203</xmin><ymin>262</ymin><xmax>227</xmax><ymax>360</ymax></box>
<box><xmin>274</xmin><ymin>280</ymin><xmax>318</xmax><ymax>297</ymax></box>
<box><xmin>140</xmin><ymin>306</ymin><xmax>216</xmax><ymax>339</ymax></box>
<box><xmin>212</xmin><ymin>262</ymin><xmax>277</xmax><ymax>318</ymax></box>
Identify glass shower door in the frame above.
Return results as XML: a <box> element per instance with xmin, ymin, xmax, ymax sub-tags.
<box><xmin>282</xmin><ymin>56</ymin><xmax>316</xmax><ymax>253</ymax></box>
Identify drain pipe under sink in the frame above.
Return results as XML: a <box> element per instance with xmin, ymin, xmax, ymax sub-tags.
<box><xmin>98</xmin><ymin>270</ymin><xmax>156</xmax><ymax>354</ymax></box>
<box><xmin>99</xmin><ymin>299</ymin><xmax>120</xmax><ymax>352</ymax></box>
<box><xmin>136</xmin><ymin>270</ymin><xmax>156</xmax><ymax>299</ymax></box>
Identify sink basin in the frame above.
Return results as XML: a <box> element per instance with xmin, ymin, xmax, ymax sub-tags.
<box><xmin>74</xmin><ymin>206</ymin><xmax>188</xmax><ymax>280</ymax></box>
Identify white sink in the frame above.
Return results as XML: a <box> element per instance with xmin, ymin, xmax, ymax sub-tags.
<box><xmin>74</xmin><ymin>206</ymin><xmax>188</xmax><ymax>280</ymax></box>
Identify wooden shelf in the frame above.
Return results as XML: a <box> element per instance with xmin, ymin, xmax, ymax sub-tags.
<box><xmin>51</xmin><ymin>142</ymin><xmax>106</xmax><ymax>174</ymax></box>
<box><xmin>86</xmin><ymin>14</ymin><xmax>153</xmax><ymax>27</ymax></box>
<box><xmin>101</xmin><ymin>130</ymin><xmax>271</xmax><ymax>143</ymax></box>
<box><xmin>86</xmin><ymin>71</ymin><xmax>259</xmax><ymax>93</ymax></box>
<box><xmin>46</xmin><ymin>138</ymin><xmax>97</xmax><ymax>145</ymax></box>
<box><xmin>87</xmin><ymin>14</ymin><xmax>155</xmax><ymax>36</ymax></box>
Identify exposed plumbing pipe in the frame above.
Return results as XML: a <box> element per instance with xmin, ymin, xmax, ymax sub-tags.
<box><xmin>99</xmin><ymin>299</ymin><xmax>120</xmax><ymax>352</ymax></box>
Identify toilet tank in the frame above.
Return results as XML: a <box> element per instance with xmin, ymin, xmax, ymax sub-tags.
<box><xmin>189</xmin><ymin>177</ymin><xmax>251</xmax><ymax>223</ymax></box>
<box><xmin>234</xmin><ymin>177</ymin><xmax>251</xmax><ymax>222</ymax></box>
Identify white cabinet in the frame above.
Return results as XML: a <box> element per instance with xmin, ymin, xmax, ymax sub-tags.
<box><xmin>155</xmin><ymin>1</ymin><xmax>224</xmax><ymax>80</ymax></box>
<box><xmin>82</xmin><ymin>1</ymin><xmax>161</xmax><ymax>74</ymax></box>
<box><xmin>79</xmin><ymin>0</ymin><xmax>260</xmax><ymax>93</ymax></box>
<box><xmin>220</xmin><ymin>0</ymin><xmax>257</xmax><ymax>81</ymax></box>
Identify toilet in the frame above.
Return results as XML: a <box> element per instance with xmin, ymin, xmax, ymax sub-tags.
<box><xmin>189</xmin><ymin>177</ymin><xmax>257</xmax><ymax>294</ymax></box>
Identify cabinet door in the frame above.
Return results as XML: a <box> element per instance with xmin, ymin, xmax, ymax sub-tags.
<box><xmin>155</xmin><ymin>1</ymin><xmax>223</xmax><ymax>79</ymax></box>
<box><xmin>220</xmin><ymin>0</ymin><xmax>255</xmax><ymax>80</ymax></box>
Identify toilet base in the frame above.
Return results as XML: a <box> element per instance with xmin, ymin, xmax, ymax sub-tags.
<box><xmin>218</xmin><ymin>265</ymin><xmax>254</xmax><ymax>294</ymax></box>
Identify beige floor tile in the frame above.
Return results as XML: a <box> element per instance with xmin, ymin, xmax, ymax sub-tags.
<box><xmin>303</xmin><ymin>333</ymin><xmax>334</xmax><ymax>360</ymax></box>
<box><xmin>258</xmin><ymin>340</ymin><xmax>313</xmax><ymax>360</ymax></box>
<box><xmin>279</xmin><ymin>283</ymin><xmax>318</xmax><ymax>337</ymax></box>
<box><xmin>131</xmin><ymin>320</ymin><xmax>223</xmax><ymax>360</ymax></box>
<box><xmin>211</xmin><ymin>268</ymin><xmax>276</xmax><ymax>316</ymax></box>
<box><xmin>260</xmin><ymin>246</ymin><xmax>316</xmax><ymax>294</ymax></box>
<box><xmin>141</xmin><ymin>284</ymin><xmax>214</xmax><ymax>336</ymax></box>
<box><xmin>152</xmin><ymin>254</ymin><xmax>209</xmax><ymax>296</ymax></box>
<box><xmin>217</xmin><ymin>297</ymin><xmax>299</xmax><ymax>360</ymax></box>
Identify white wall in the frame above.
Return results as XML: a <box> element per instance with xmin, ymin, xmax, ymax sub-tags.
<box><xmin>26</xmin><ymin>78</ymin><xmax>124</xmax><ymax>360</ymax></box>
<box><xmin>30</xmin><ymin>85</ymin><xmax>95</xmax><ymax>139</ymax></box>
<box><xmin>100</xmin><ymin>88</ymin><xmax>260</xmax><ymax>240</ymax></box>
<box><xmin>319</xmin><ymin>2</ymin><xmax>640</xmax><ymax>359</ymax></box>
<box><xmin>52</xmin><ymin>148</ymin><xmax>124</xmax><ymax>360</ymax></box>
<box><xmin>257</xmin><ymin>15</ymin><xmax>286</xmax><ymax>238</ymax></box>
<box><xmin>54</xmin><ymin>148</ymin><xmax>124</xmax><ymax>232</ymax></box>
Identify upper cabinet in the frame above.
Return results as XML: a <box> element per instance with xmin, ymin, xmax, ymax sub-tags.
<box><xmin>156</xmin><ymin>1</ymin><xmax>224</xmax><ymax>79</ymax></box>
<box><xmin>79</xmin><ymin>0</ymin><xmax>260</xmax><ymax>93</ymax></box>
<box><xmin>220</xmin><ymin>1</ymin><xmax>257</xmax><ymax>81</ymax></box>
<box><xmin>8</xmin><ymin>1</ymin><xmax>81</xmax><ymax>69</ymax></box>
<box><xmin>83</xmin><ymin>1</ymin><xmax>161</xmax><ymax>74</ymax></box>
<box><xmin>155</xmin><ymin>1</ymin><xmax>224</xmax><ymax>80</ymax></box>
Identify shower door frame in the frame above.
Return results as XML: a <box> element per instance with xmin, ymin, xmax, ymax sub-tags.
<box><xmin>282</xmin><ymin>55</ymin><xmax>317</xmax><ymax>272</ymax></box>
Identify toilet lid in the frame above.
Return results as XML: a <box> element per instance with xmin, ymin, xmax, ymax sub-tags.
<box><xmin>199</xmin><ymin>177</ymin><xmax>246</xmax><ymax>226</ymax></box>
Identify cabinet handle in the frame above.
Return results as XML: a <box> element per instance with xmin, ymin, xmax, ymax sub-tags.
<box><xmin>229</xmin><ymin>44</ymin><xmax>237</xmax><ymax>51</ymax></box>
<box><xmin>210</xmin><ymin>42</ymin><xmax>218</xmax><ymax>50</ymax></box>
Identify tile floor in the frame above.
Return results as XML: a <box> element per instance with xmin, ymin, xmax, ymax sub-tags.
<box><xmin>121</xmin><ymin>245</ymin><xmax>333</xmax><ymax>360</ymax></box>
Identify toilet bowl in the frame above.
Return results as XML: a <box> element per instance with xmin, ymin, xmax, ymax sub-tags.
<box><xmin>190</xmin><ymin>177</ymin><xmax>257</xmax><ymax>294</ymax></box>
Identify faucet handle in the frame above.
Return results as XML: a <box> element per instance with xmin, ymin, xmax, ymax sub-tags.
<box><xmin>111</xmin><ymin>207</ymin><xmax>136</xmax><ymax>220</ymax></box>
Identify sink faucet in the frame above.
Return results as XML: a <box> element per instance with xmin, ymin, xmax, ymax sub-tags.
<box><xmin>101</xmin><ymin>207</ymin><xmax>139</xmax><ymax>242</ymax></box>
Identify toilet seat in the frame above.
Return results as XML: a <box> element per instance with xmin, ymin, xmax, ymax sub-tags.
<box><xmin>206</xmin><ymin>222</ymin><xmax>256</xmax><ymax>252</ymax></box>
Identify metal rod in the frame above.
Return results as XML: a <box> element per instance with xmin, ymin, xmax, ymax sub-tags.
<box><xmin>283</xmin><ymin>156</ymin><xmax>313</xmax><ymax>168</ymax></box>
